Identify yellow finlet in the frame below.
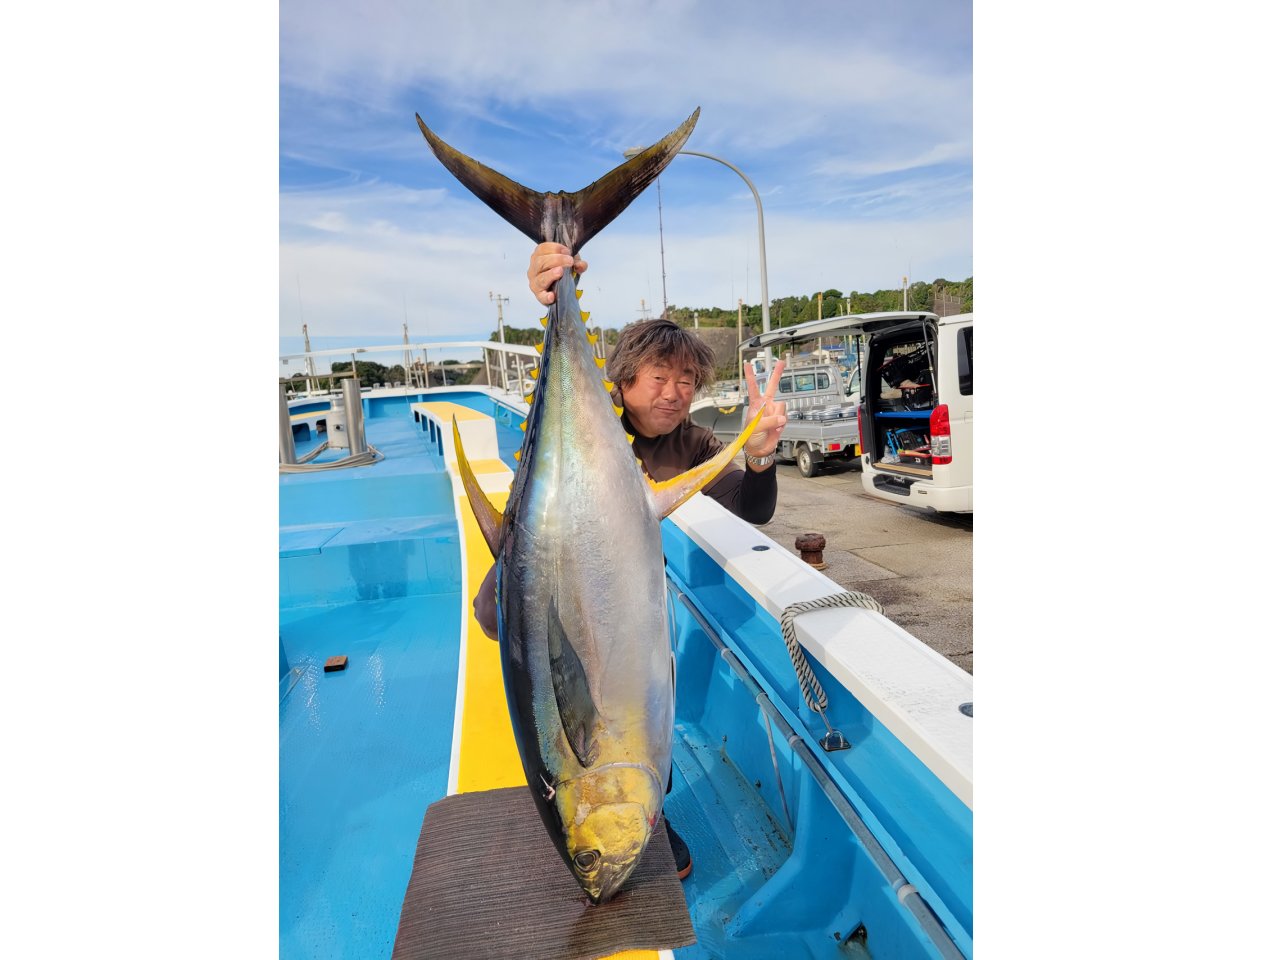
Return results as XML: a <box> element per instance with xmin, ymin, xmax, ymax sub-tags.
<box><xmin>587</xmin><ymin>332</ymin><xmax>598</xmax><ymax>344</ymax></box>
<box><xmin>520</xmin><ymin>420</ymin><xmax>527</xmax><ymax>432</ymax></box>
<box><xmin>602</xmin><ymin>379</ymin><xmax>614</xmax><ymax>391</ymax></box>
<box><xmin>539</xmin><ymin>316</ymin><xmax>548</xmax><ymax>328</ymax></box>
<box><xmin>530</xmin><ymin>366</ymin><xmax>539</xmax><ymax>378</ymax></box>
<box><xmin>613</xmin><ymin>404</ymin><xmax>624</xmax><ymax>416</ymax></box>
<box><xmin>595</xmin><ymin>356</ymin><xmax>607</xmax><ymax>368</ymax></box>
<box><xmin>524</xmin><ymin>393</ymin><xmax>534</xmax><ymax>404</ymax></box>
<box><xmin>513</xmin><ymin>450</ymin><xmax>522</xmax><ymax>461</ymax></box>
<box><xmin>535</xmin><ymin>342</ymin><xmax>544</xmax><ymax>354</ymax></box>
<box><xmin>626</xmin><ymin>433</ymin><xmax>635</xmax><ymax>444</ymax></box>
<box><xmin>575</xmin><ymin>289</ymin><xmax>584</xmax><ymax>300</ymax></box>
<box><xmin>581</xmin><ymin>311</ymin><xmax>591</xmax><ymax>323</ymax></box>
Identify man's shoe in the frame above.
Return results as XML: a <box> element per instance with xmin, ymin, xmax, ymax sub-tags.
<box><xmin>665</xmin><ymin>819</ymin><xmax>693</xmax><ymax>880</ymax></box>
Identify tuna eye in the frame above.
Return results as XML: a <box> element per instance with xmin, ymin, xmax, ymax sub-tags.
<box><xmin>573</xmin><ymin>850</ymin><xmax>600</xmax><ymax>871</ymax></box>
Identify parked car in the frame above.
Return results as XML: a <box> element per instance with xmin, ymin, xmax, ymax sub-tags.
<box><xmin>689</xmin><ymin>357</ymin><xmax>861</xmax><ymax>477</ymax></box>
<box><xmin>743</xmin><ymin>311</ymin><xmax>973</xmax><ymax>512</ymax></box>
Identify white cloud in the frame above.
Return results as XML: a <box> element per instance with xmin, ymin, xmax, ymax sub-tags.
<box><xmin>281</xmin><ymin>181</ymin><xmax>970</xmax><ymax>349</ymax></box>
<box><xmin>813</xmin><ymin>141</ymin><xmax>973</xmax><ymax>180</ymax></box>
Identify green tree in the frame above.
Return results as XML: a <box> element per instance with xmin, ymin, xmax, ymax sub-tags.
<box><xmin>491</xmin><ymin>327</ymin><xmax>544</xmax><ymax>347</ymax></box>
<box><xmin>330</xmin><ymin>360</ymin><xmax>389</xmax><ymax>388</ymax></box>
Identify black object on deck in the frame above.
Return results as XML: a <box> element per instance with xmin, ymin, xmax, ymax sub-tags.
<box><xmin>391</xmin><ymin>786</ymin><xmax>696</xmax><ymax>960</ymax></box>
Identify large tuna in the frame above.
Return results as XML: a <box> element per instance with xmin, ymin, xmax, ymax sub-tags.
<box><xmin>416</xmin><ymin>109</ymin><xmax>764</xmax><ymax>903</ymax></box>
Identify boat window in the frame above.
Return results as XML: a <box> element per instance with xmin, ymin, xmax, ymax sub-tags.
<box><xmin>958</xmin><ymin>326</ymin><xmax>973</xmax><ymax>396</ymax></box>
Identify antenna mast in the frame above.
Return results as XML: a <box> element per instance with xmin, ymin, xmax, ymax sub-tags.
<box><xmin>657</xmin><ymin>177</ymin><xmax>669</xmax><ymax>320</ymax></box>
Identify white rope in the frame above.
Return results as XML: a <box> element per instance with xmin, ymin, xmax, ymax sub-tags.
<box><xmin>780</xmin><ymin>591</ymin><xmax>883</xmax><ymax>715</ymax></box>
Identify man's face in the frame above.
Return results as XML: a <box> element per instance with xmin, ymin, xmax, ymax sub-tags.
<box><xmin>621</xmin><ymin>359</ymin><xmax>697</xmax><ymax>438</ymax></box>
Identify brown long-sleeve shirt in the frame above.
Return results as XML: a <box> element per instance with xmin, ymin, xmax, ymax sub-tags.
<box><xmin>623</xmin><ymin>413</ymin><xmax>777</xmax><ymax>525</ymax></box>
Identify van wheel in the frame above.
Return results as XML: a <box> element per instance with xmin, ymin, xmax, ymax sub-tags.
<box><xmin>796</xmin><ymin>445</ymin><xmax>818</xmax><ymax>478</ymax></box>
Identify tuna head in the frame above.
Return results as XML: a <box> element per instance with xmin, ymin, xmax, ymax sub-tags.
<box><xmin>553</xmin><ymin>762</ymin><xmax>666</xmax><ymax>904</ymax></box>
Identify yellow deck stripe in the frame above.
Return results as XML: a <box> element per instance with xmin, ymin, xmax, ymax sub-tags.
<box><xmin>454</xmin><ymin>485</ymin><xmax>524</xmax><ymax>792</ymax></box>
<box><xmin>413</xmin><ymin>400</ymin><xmax>488</xmax><ymax>421</ymax></box>
<box><xmin>460</xmin><ymin>458</ymin><xmax>508</xmax><ymax>476</ymax></box>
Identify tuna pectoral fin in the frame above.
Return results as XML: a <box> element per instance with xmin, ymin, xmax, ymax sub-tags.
<box><xmin>547</xmin><ymin>599</ymin><xmax>601</xmax><ymax>768</ymax></box>
<box><xmin>649</xmin><ymin>405</ymin><xmax>767</xmax><ymax>519</ymax></box>
<box><xmin>415</xmin><ymin>109</ymin><xmax>699</xmax><ymax>253</ymax></box>
<box><xmin>451</xmin><ymin>417</ymin><xmax>504</xmax><ymax>558</ymax></box>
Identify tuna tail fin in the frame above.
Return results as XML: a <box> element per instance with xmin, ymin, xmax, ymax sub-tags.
<box><xmin>648</xmin><ymin>405</ymin><xmax>767</xmax><ymax>519</ymax></box>
<box><xmin>451</xmin><ymin>417</ymin><xmax>504</xmax><ymax>558</ymax></box>
<box><xmin>414</xmin><ymin>109</ymin><xmax>700</xmax><ymax>253</ymax></box>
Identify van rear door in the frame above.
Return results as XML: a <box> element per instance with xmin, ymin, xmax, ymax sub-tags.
<box><xmin>741</xmin><ymin>310</ymin><xmax>939</xmax><ymax>355</ymax></box>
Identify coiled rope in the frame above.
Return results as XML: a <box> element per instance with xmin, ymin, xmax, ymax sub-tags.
<box><xmin>779</xmin><ymin>591</ymin><xmax>884</xmax><ymax>750</ymax></box>
<box><xmin>279</xmin><ymin>442</ymin><xmax>384</xmax><ymax>473</ymax></box>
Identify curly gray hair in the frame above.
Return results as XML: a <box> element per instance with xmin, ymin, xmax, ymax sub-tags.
<box><xmin>604</xmin><ymin>318</ymin><xmax>716</xmax><ymax>405</ymax></box>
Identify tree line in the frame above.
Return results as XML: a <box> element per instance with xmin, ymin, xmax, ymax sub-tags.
<box><xmin>492</xmin><ymin>277</ymin><xmax>973</xmax><ymax>375</ymax></box>
<box><xmin>304</xmin><ymin>278</ymin><xmax>972</xmax><ymax>389</ymax></box>
<box><xmin>663</xmin><ymin>277</ymin><xmax>973</xmax><ymax>329</ymax></box>
<box><xmin>322</xmin><ymin>359</ymin><xmax>478</xmax><ymax>388</ymax></box>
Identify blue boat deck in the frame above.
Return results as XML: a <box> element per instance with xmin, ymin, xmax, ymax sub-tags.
<box><xmin>281</xmin><ymin>402</ymin><xmax>470</xmax><ymax>959</ymax></box>
<box><xmin>280</xmin><ymin>390</ymin><xmax>970</xmax><ymax>960</ymax></box>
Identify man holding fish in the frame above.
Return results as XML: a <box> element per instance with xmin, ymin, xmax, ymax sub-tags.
<box><xmin>472</xmin><ymin>241</ymin><xmax>789</xmax><ymax>879</ymax></box>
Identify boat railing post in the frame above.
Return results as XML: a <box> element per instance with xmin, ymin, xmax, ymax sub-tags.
<box><xmin>279</xmin><ymin>380</ymin><xmax>298</xmax><ymax>465</ymax></box>
<box><xmin>341</xmin><ymin>376</ymin><xmax>368</xmax><ymax>456</ymax></box>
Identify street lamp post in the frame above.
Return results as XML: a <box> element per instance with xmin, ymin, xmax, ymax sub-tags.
<box><xmin>489</xmin><ymin>291</ymin><xmax>510</xmax><ymax>392</ymax></box>
<box><xmin>622</xmin><ymin>147</ymin><xmax>770</xmax><ymax>334</ymax></box>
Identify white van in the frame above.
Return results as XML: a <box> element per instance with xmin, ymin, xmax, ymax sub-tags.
<box><xmin>857</xmin><ymin>312</ymin><xmax>972</xmax><ymax>513</ymax></box>
<box><xmin>743</xmin><ymin>311</ymin><xmax>973</xmax><ymax>513</ymax></box>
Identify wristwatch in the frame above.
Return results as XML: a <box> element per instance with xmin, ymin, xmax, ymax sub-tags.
<box><xmin>744</xmin><ymin>451</ymin><xmax>776</xmax><ymax>468</ymax></box>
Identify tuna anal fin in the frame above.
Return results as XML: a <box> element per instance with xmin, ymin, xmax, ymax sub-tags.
<box><xmin>649</xmin><ymin>405</ymin><xmax>767</xmax><ymax>519</ymax></box>
<box><xmin>451</xmin><ymin>417</ymin><xmax>504</xmax><ymax>557</ymax></box>
<box><xmin>547</xmin><ymin>599</ymin><xmax>601</xmax><ymax>768</ymax></box>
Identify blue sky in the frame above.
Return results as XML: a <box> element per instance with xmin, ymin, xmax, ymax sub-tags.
<box><xmin>279</xmin><ymin>0</ymin><xmax>972</xmax><ymax>358</ymax></box>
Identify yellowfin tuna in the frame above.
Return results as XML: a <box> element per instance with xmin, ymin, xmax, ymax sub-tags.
<box><xmin>417</xmin><ymin>108</ymin><xmax>763</xmax><ymax>902</ymax></box>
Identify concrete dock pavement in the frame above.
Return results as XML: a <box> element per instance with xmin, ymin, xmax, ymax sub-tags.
<box><xmin>753</xmin><ymin>460</ymin><xmax>973</xmax><ymax>674</ymax></box>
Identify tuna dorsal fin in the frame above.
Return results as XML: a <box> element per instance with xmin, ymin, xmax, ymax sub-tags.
<box><xmin>546</xmin><ymin>598</ymin><xmax>601</xmax><ymax>768</ymax></box>
<box><xmin>648</xmin><ymin>404</ymin><xmax>767</xmax><ymax>519</ymax></box>
<box><xmin>451</xmin><ymin>417</ymin><xmax>504</xmax><ymax>557</ymax></box>
<box><xmin>415</xmin><ymin>109</ymin><xmax>700</xmax><ymax>253</ymax></box>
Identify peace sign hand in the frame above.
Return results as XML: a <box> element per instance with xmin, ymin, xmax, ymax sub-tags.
<box><xmin>743</xmin><ymin>358</ymin><xmax>787</xmax><ymax>466</ymax></box>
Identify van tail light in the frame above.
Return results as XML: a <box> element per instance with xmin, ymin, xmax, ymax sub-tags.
<box><xmin>857</xmin><ymin>406</ymin><xmax>866</xmax><ymax>450</ymax></box>
<box><xmin>930</xmin><ymin>404</ymin><xmax>953</xmax><ymax>464</ymax></box>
